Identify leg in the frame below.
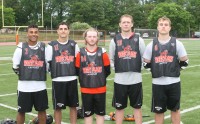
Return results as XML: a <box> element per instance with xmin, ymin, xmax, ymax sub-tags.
<box><xmin>96</xmin><ymin>115</ymin><xmax>104</xmax><ymax>124</ymax></box>
<box><xmin>16</xmin><ymin>112</ymin><xmax>25</xmax><ymax>124</ymax></box>
<box><xmin>134</xmin><ymin>108</ymin><xmax>142</xmax><ymax>124</ymax></box>
<box><xmin>171</xmin><ymin>110</ymin><xmax>180</xmax><ymax>124</ymax></box>
<box><xmin>69</xmin><ymin>107</ymin><xmax>77</xmax><ymax>124</ymax></box>
<box><xmin>38</xmin><ymin>111</ymin><xmax>46</xmax><ymax>124</ymax></box>
<box><xmin>54</xmin><ymin>109</ymin><xmax>62</xmax><ymax>124</ymax></box>
<box><xmin>115</xmin><ymin>109</ymin><xmax>124</xmax><ymax>124</ymax></box>
<box><xmin>84</xmin><ymin>116</ymin><xmax>93</xmax><ymax>124</ymax></box>
<box><xmin>155</xmin><ymin>113</ymin><xmax>164</xmax><ymax>124</ymax></box>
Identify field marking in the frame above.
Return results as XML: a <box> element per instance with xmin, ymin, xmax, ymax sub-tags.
<box><xmin>0</xmin><ymin>57</ymin><xmax>12</xmax><ymax>60</ymax></box>
<box><xmin>107</xmin><ymin>64</ymin><xmax>200</xmax><ymax>81</ymax></box>
<box><xmin>1</xmin><ymin>64</ymin><xmax>200</xmax><ymax>77</ymax></box>
<box><xmin>143</xmin><ymin>105</ymin><xmax>200</xmax><ymax>124</ymax></box>
<box><xmin>0</xmin><ymin>103</ymin><xmax>69</xmax><ymax>124</ymax></box>
<box><xmin>0</xmin><ymin>88</ymin><xmax>52</xmax><ymax>97</ymax></box>
<box><xmin>0</xmin><ymin>63</ymin><xmax>12</xmax><ymax>65</ymax></box>
<box><xmin>0</xmin><ymin>103</ymin><xmax>37</xmax><ymax>116</ymax></box>
<box><xmin>0</xmin><ymin>93</ymin><xmax>16</xmax><ymax>97</ymax></box>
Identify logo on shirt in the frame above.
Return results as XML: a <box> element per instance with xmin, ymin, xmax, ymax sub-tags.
<box><xmin>83</xmin><ymin>62</ymin><xmax>102</xmax><ymax>75</ymax></box>
<box><xmin>118</xmin><ymin>45</ymin><xmax>137</xmax><ymax>59</ymax></box>
<box><xmin>117</xmin><ymin>39</ymin><xmax>122</xmax><ymax>46</ymax></box>
<box><xmin>155</xmin><ymin>50</ymin><xmax>173</xmax><ymax>64</ymax></box>
<box><xmin>24</xmin><ymin>55</ymin><xmax>44</xmax><ymax>68</ymax></box>
<box><xmin>55</xmin><ymin>50</ymin><xmax>74</xmax><ymax>64</ymax></box>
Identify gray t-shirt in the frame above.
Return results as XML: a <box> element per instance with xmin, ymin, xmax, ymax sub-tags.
<box><xmin>143</xmin><ymin>38</ymin><xmax>187</xmax><ymax>85</ymax></box>
<box><xmin>109</xmin><ymin>36</ymin><xmax>145</xmax><ymax>85</ymax></box>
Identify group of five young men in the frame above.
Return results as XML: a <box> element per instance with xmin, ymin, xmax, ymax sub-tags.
<box><xmin>12</xmin><ymin>14</ymin><xmax>188</xmax><ymax>124</ymax></box>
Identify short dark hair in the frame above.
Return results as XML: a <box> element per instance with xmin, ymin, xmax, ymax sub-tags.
<box><xmin>57</xmin><ymin>22</ymin><xmax>69</xmax><ymax>30</ymax></box>
<box><xmin>27</xmin><ymin>24</ymin><xmax>38</xmax><ymax>31</ymax></box>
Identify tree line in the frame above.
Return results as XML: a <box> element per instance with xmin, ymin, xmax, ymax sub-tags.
<box><xmin>0</xmin><ymin>0</ymin><xmax>200</xmax><ymax>37</ymax></box>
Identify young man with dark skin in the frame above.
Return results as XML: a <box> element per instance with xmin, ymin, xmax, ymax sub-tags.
<box><xmin>12</xmin><ymin>24</ymin><xmax>48</xmax><ymax>124</ymax></box>
<box><xmin>143</xmin><ymin>16</ymin><xmax>188</xmax><ymax>124</ymax></box>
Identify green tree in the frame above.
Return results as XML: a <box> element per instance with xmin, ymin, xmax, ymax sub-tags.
<box><xmin>0</xmin><ymin>6</ymin><xmax>15</xmax><ymax>28</ymax></box>
<box><xmin>70</xmin><ymin>22</ymin><xmax>91</xmax><ymax>30</ymax></box>
<box><xmin>148</xmin><ymin>2</ymin><xmax>193</xmax><ymax>37</ymax></box>
<box><xmin>185</xmin><ymin>0</ymin><xmax>200</xmax><ymax>32</ymax></box>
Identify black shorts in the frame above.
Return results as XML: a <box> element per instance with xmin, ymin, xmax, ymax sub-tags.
<box><xmin>17</xmin><ymin>90</ymin><xmax>49</xmax><ymax>112</ymax></box>
<box><xmin>112</xmin><ymin>83</ymin><xmax>143</xmax><ymax>110</ymax></box>
<box><xmin>52</xmin><ymin>79</ymin><xmax>79</xmax><ymax>109</ymax></box>
<box><xmin>151</xmin><ymin>82</ymin><xmax>181</xmax><ymax>113</ymax></box>
<box><xmin>81</xmin><ymin>93</ymin><xmax>106</xmax><ymax>117</ymax></box>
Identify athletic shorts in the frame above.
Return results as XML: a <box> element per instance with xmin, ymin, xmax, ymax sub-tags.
<box><xmin>112</xmin><ymin>82</ymin><xmax>143</xmax><ymax>110</ymax></box>
<box><xmin>17</xmin><ymin>90</ymin><xmax>49</xmax><ymax>112</ymax></box>
<box><xmin>81</xmin><ymin>93</ymin><xmax>106</xmax><ymax>117</ymax></box>
<box><xmin>52</xmin><ymin>79</ymin><xmax>79</xmax><ymax>109</ymax></box>
<box><xmin>151</xmin><ymin>82</ymin><xmax>181</xmax><ymax>113</ymax></box>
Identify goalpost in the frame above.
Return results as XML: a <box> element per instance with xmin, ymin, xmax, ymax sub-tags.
<box><xmin>1</xmin><ymin>0</ymin><xmax>44</xmax><ymax>45</ymax></box>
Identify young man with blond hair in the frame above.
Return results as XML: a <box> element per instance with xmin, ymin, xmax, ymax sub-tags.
<box><xmin>76</xmin><ymin>28</ymin><xmax>110</xmax><ymax>124</ymax></box>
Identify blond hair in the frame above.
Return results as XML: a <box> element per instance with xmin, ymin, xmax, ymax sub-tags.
<box><xmin>83</xmin><ymin>28</ymin><xmax>99</xmax><ymax>38</ymax></box>
<box><xmin>83</xmin><ymin>28</ymin><xmax>99</xmax><ymax>45</ymax></box>
<box><xmin>157</xmin><ymin>16</ymin><xmax>171</xmax><ymax>26</ymax></box>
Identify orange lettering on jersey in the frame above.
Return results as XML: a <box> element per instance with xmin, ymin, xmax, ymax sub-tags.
<box><xmin>55</xmin><ymin>56</ymin><xmax>74</xmax><ymax>63</ymax></box>
<box><xmin>155</xmin><ymin>56</ymin><xmax>173</xmax><ymax>63</ymax></box>
<box><xmin>83</xmin><ymin>67</ymin><xmax>102</xmax><ymax>74</ymax></box>
<box><xmin>118</xmin><ymin>51</ymin><xmax>137</xmax><ymax>58</ymax></box>
<box><xmin>24</xmin><ymin>60</ymin><xmax>44</xmax><ymax>67</ymax></box>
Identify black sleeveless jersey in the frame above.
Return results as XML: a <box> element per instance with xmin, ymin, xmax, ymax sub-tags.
<box><xmin>151</xmin><ymin>37</ymin><xmax>180</xmax><ymax>78</ymax></box>
<box><xmin>19</xmin><ymin>42</ymin><xmax>46</xmax><ymax>81</ymax></box>
<box><xmin>114</xmin><ymin>33</ymin><xmax>141</xmax><ymax>73</ymax></box>
<box><xmin>79</xmin><ymin>47</ymin><xmax>106</xmax><ymax>88</ymax></box>
<box><xmin>49</xmin><ymin>40</ymin><xmax>76</xmax><ymax>78</ymax></box>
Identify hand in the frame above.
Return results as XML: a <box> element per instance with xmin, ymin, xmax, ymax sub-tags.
<box><xmin>143</xmin><ymin>62</ymin><xmax>151</xmax><ymax>71</ymax></box>
<box><xmin>12</xmin><ymin>68</ymin><xmax>19</xmax><ymax>75</ymax></box>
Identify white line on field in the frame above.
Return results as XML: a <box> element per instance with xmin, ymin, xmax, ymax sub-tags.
<box><xmin>0</xmin><ymin>63</ymin><xmax>12</xmax><ymax>65</ymax></box>
<box><xmin>0</xmin><ymin>57</ymin><xmax>12</xmax><ymax>60</ymax></box>
<box><xmin>0</xmin><ymin>103</ymin><xmax>37</xmax><ymax>116</ymax></box>
<box><xmin>0</xmin><ymin>88</ymin><xmax>52</xmax><ymax>97</ymax></box>
<box><xmin>0</xmin><ymin>93</ymin><xmax>16</xmax><ymax>97</ymax></box>
<box><xmin>142</xmin><ymin>105</ymin><xmax>200</xmax><ymax>124</ymax></box>
<box><xmin>0</xmin><ymin>103</ymin><xmax>69</xmax><ymax>124</ymax></box>
<box><xmin>107</xmin><ymin>64</ymin><xmax>200</xmax><ymax>81</ymax></box>
<box><xmin>0</xmin><ymin>73</ymin><xmax>15</xmax><ymax>76</ymax></box>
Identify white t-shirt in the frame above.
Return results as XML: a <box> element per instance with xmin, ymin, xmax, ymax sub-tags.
<box><xmin>143</xmin><ymin>38</ymin><xmax>187</xmax><ymax>85</ymax></box>
<box><xmin>46</xmin><ymin>40</ymin><xmax>79</xmax><ymax>82</ymax></box>
<box><xmin>109</xmin><ymin>36</ymin><xmax>146</xmax><ymax>85</ymax></box>
<box><xmin>12</xmin><ymin>42</ymin><xmax>47</xmax><ymax>92</ymax></box>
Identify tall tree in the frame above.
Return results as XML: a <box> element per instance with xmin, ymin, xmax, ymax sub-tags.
<box><xmin>148</xmin><ymin>2</ymin><xmax>193</xmax><ymax>37</ymax></box>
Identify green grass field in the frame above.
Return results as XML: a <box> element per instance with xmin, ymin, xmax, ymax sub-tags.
<box><xmin>0</xmin><ymin>39</ymin><xmax>200</xmax><ymax>124</ymax></box>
